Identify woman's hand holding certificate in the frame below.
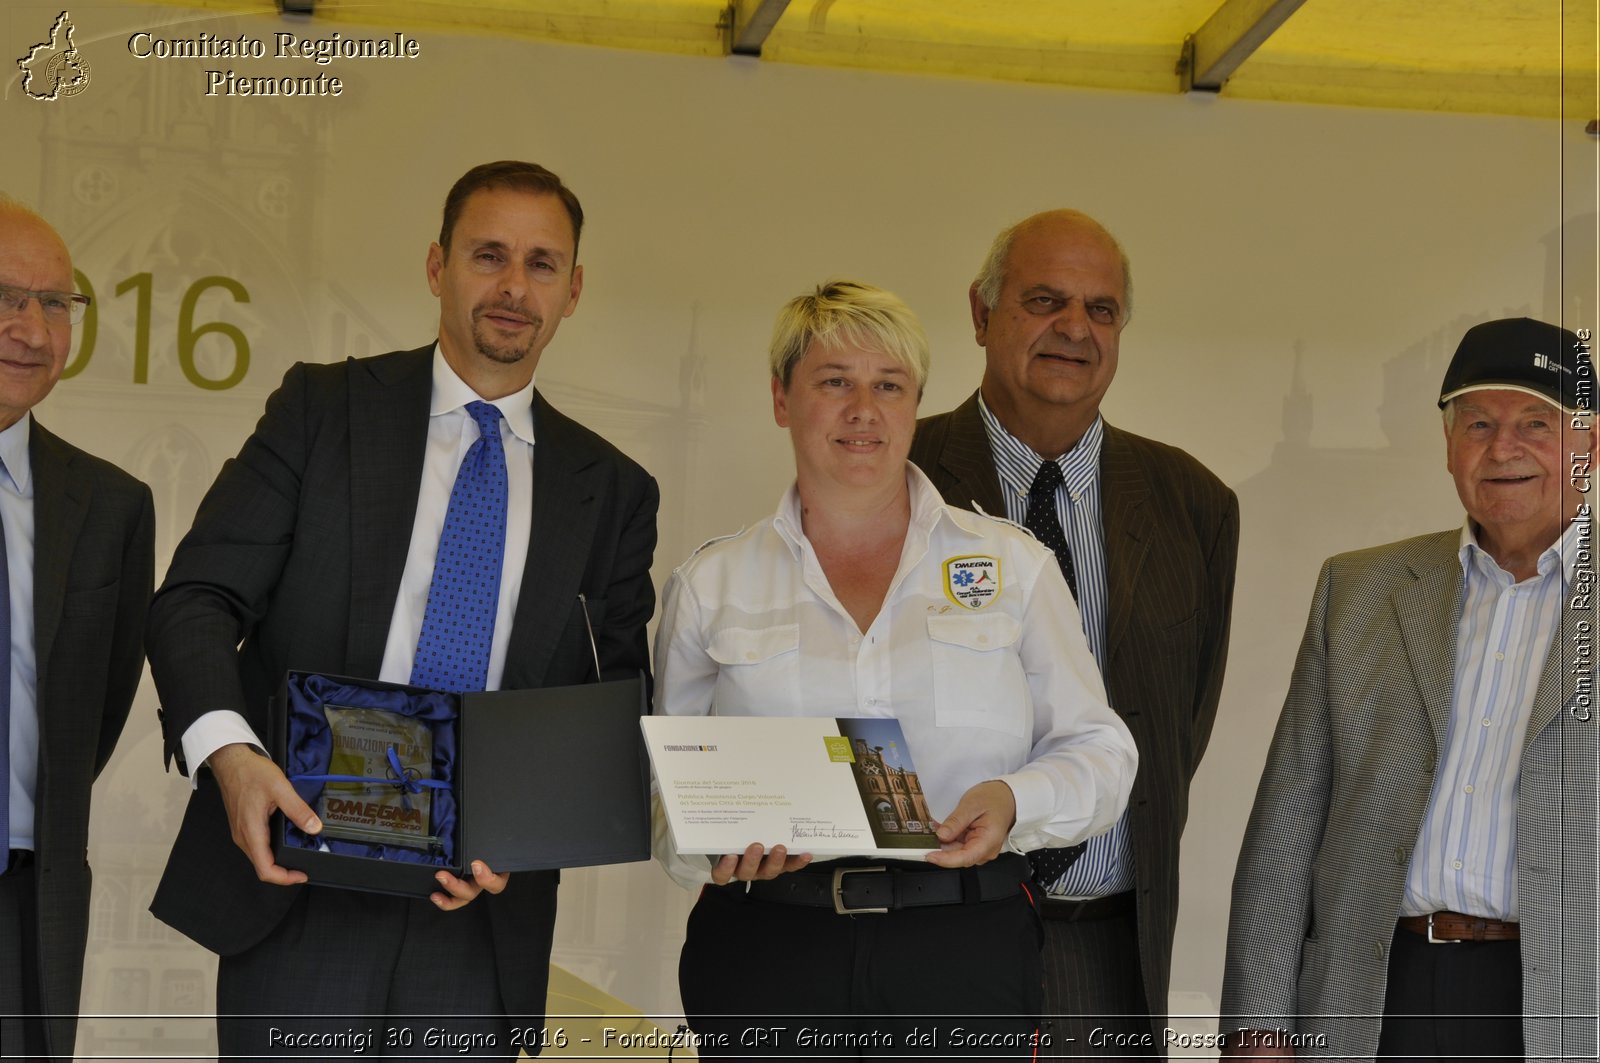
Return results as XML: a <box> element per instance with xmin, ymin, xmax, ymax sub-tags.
<box><xmin>708</xmin><ymin>842</ymin><xmax>814</xmax><ymax>885</ymax></box>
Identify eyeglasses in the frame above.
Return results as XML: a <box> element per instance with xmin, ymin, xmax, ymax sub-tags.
<box><xmin>0</xmin><ymin>283</ymin><xmax>91</xmax><ymax>326</ymax></box>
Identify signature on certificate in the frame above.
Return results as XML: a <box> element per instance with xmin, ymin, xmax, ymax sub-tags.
<box><xmin>790</xmin><ymin>820</ymin><xmax>864</xmax><ymax>843</ymax></box>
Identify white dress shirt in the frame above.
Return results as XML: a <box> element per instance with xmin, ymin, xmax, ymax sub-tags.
<box><xmin>0</xmin><ymin>415</ymin><xmax>39</xmax><ymax>850</ymax></box>
<box><xmin>1401</xmin><ymin>518</ymin><xmax>1580</xmax><ymax>921</ymax></box>
<box><xmin>653</xmin><ymin>464</ymin><xmax>1137</xmax><ymax>890</ymax></box>
<box><xmin>180</xmin><ymin>347</ymin><xmax>536</xmax><ymax>777</ymax></box>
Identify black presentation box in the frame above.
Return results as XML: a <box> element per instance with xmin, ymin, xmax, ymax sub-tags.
<box><xmin>269</xmin><ymin>670</ymin><xmax>650</xmax><ymax>898</ymax></box>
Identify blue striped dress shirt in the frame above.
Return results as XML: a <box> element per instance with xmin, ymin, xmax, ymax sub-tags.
<box><xmin>1402</xmin><ymin>519</ymin><xmax>1580</xmax><ymax>921</ymax></box>
<box><xmin>978</xmin><ymin>395</ymin><xmax>1134</xmax><ymax>897</ymax></box>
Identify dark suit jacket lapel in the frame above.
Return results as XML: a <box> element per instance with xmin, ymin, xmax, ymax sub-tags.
<box><xmin>503</xmin><ymin>392</ymin><xmax>604</xmax><ymax>688</ymax></box>
<box><xmin>1100</xmin><ymin>423</ymin><xmax>1153</xmax><ymax>668</ymax></box>
<box><xmin>1393</xmin><ymin>533</ymin><xmax>1463</xmax><ymax>751</ymax></box>
<box><xmin>346</xmin><ymin>346</ymin><xmax>432</xmax><ymax>674</ymax></box>
<box><xmin>934</xmin><ymin>393</ymin><xmax>1007</xmax><ymax>516</ymax></box>
<box><xmin>30</xmin><ymin>421</ymin><xmax>84</xmax><ymax>698</ymax></box>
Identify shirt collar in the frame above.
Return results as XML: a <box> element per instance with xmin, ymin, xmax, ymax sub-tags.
<box><xmin>772</xmin><ymin>463</ymin><xmax>961</xmax><ymax>559</ymax></box>
<box><xmin>1457</xmin><ymin>515</ymin><xmax>1584</xmax><ymax>584</ymax></box>
<box><xmin>0</xmin><ymin>413</ymin><xmax>33</xmax><ymax>495</ymax></box>
<box><xmin>429</xmin><ymin>343</ymin><xmax>536</xmax><ymax>447</ymax></box>
<box><xmin>977</xmin><ymin>392</ymin><xmax>1103</xmax><ymax>501</ymax></box>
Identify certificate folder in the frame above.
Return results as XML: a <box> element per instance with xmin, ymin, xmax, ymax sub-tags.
<box><xmin>644</xmin><ymin>715</ymin><xmax>939</xmax><ymax>859</ymax></box>
<box><xmin>271</xmin><ymin>671</ymin><xmax>650</xmax><ymax>897</ymax></box>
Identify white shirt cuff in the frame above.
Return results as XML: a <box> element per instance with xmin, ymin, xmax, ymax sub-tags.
<box><xmin>181</xmin><ymin>710</ymin><xmax>266</xmax><ymax>789</ymax></box>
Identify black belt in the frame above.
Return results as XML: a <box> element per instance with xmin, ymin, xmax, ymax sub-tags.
<box><xmin>2</xmin><ymin>849</ymin><xmax>33</xmax><ymax>877</ymax></box>
<box><xmin>742</xmin><ymin>855</ymin><xmax>1031</xmax><ymax>914</ymax></box>
<box><xmin>1039</xmin><ymin>889</ymin><xmax>1136</xmax><ymax>922</ymax></box>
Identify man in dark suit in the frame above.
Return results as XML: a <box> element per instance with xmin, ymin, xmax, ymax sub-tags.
<box><xmin>909</xmin><ymin>209</ymin><xmax>1238</xmax><ymax>1056</ymax></box>
<box><xmin>0</xmin><ymin>198</ymin><xmax>154</xmax><ymax>1060</ymax></box>
<box><xmin>146</xmin><ymin>162</ymin><xmax>658</xmax><ymax>1059</ymax></box>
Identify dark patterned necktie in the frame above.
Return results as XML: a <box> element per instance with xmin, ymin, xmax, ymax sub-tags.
<box><xmin>1021</xmin><ymin>458</ymin><xmax>1085</xmax><ymax>887</ymax></box>
<box><xmin>410</xmin><ymin>401</ymin><xmax>507</xmax><ymax>693</ymax></box>
<box><xmin>1024</xmin><ymin>459</ymin><xmax>1076</xmax><ymax>597</ymax></box>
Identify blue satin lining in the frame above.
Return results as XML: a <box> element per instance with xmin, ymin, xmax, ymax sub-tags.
<box><xmin>283</xmin><ymin>673</ymin><xmax>459</xmax><ymax>866</ymax></box>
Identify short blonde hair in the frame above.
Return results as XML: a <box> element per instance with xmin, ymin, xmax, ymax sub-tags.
<box><xmin>769</xmin><ymin>279</ymin><xmax>930</xmax><ymax>394</ymax></box>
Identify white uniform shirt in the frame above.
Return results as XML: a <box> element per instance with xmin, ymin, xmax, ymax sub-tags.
<box><xmin>653</xmin><ymin>465</ymin><xmax>1137</xmax><ymax>889</ymax></box>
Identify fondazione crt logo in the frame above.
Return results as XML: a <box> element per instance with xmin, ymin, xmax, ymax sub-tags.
<box><xmin>17</xmin><ymin>10</ymin><xmax>91</xmax><ymax>101</ymax></box>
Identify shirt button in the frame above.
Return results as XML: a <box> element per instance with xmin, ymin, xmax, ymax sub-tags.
<box><xmin>1453</xmin><ymin>860</ymin><xmax>1464</xmax><ymax>870</ymax></box>
<box><xmin>1464</xmin><ymin>784</ymin><xmax>1474</xmax><ymax>794</ymax></box>
<box><xmin>1494</xmin><ymin>652</ymin><xmax>1504</xmax><ymax>661</ymax></box>
<box><xmin>745</xmin><ymin>651</ymin><xmax>758</xmax><ymax>661</ymax></box>
<box><xmin>1482</xmin><ymin>718</ymin><xmax>1493</xmax><ymax>727</ymax></box>
<box><xmin>977</xmin><ymin>635</ymin><xmax>990</xmax><ymax>645</ymax></box>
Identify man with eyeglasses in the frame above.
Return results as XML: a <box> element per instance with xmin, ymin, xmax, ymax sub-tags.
<box><xmin>0</xmin><ymin>197</ymin><xmax>154</xmax><ymax>1060</ymax></box>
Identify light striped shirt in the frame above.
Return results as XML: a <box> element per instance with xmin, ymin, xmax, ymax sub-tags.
<box><xmin>978</xmin><ymin>395</ymin><xmax>1134</xmax><ymax>897</ymax></box>
<box><xmin>1402</xmin><ymin>518</ymin><xmax>1580</xmax><ymax>921</ymax></box>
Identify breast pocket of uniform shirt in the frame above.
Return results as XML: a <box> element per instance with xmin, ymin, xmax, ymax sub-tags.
<box><xmin>705</xmin><ymin>623</ymin><xmax>802</xmax><ymax>715</ymax></box>
<box><xmin>926</xmin><ymin>613</ymin><xmax>1028</xmax><ymax>738</ymax></box>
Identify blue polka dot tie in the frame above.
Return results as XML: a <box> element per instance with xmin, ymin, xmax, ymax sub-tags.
<box><xmin>411</xmin><ymin>401</ymin><xmax>508</xmax><ymax>693</ymax></box>
<box><xmin>1022</xmin><ymin>458</ymin><xmax>1086</xmax><ymax>888</ymax></box>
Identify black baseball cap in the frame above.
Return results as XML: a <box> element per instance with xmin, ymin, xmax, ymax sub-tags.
<box><xmin>1438</xmin><ymin>317</ymin><xmax>1588</xmax><ymax>411</ymax></box>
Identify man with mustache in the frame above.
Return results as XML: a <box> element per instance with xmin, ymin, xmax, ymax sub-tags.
<box><xmin>910</xmin><ymin>210</ymin><xmax>1239</xmax><ymax>1055</ymax></box>
<box><xmin>146</xmin><ymin>161</ymin><xmax>658</xmax><ymax>1059</ymax></box>
<box><xmin>1221</xmin><ymin>318</ymin><xmax>1597</xmax><ymax>1061</ymax></box>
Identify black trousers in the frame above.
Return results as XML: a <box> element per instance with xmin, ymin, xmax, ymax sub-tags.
<box><xmin>0</xmin><ymin>861</ymin><xmax>48</xmax><ymax>1062</ymax></box>
<box><xmin>679</xmin><ymin>861</ymin><xmax>1044</xmax><ymax>1060</ymax></box>
<box><xmin>216</xmin><ymin>885</ymin><xmax>514</xmax><ymax>1061</ymax></box>
<box><xmin>1376</xmin><ymin>926</ymin><xmax>1523</xmax><ymax>1063</ymax></box>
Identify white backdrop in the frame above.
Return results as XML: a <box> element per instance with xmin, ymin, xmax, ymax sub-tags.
<box><xmin>2</xmin><ymin>1</ymin><xmax>1595</xmax><ymax>1056</ymax></box>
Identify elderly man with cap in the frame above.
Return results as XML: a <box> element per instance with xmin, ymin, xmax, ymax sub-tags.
<box><xmin>1219</xmin><ymin>318</ymin><xmax>1598</xmax><ymax>1062</ymax></box>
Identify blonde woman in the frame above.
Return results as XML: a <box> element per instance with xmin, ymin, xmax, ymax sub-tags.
<box><xmin>654</xmin><ymin>280</ymin><xmax>1136</xmax><ymax>1058</ymax></box>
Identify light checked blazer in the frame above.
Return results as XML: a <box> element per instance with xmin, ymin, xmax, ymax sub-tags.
<box><xmin>1220</xmin><ymin>529</ymin><xmax>1598</xmax><ymax>1062</ymax></box>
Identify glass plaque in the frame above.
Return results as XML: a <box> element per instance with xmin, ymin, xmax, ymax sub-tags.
<box><xmin>317</xmin><ymin>706</ymin><xmax>442</xmax><ymax>852</ymax></box>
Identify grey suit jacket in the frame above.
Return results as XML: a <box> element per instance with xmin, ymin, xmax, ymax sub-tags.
<box><xmin>146</xmin><ymin>345</ymin><xmax>659</xmax><ymax>1022</ymax></box>
<box><xmin>26</xmin><ymin>420</ymin><xmax>154</xmax><ymax>1057</ymax></box>
<box><xmin>1220</xmin><ymin>530</ymin><xmax>1598</xmax><ymax>1061</ymax></box>
<box><xmin>910</xmin><ymin>391</ymin><xmax>1240</xmax><ymax>1033</ymax></box>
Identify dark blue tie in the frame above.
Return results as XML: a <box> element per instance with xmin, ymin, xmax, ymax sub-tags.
<box><xmin>410</xmin><ymin>401</ymin><xmax>507</xmax><ymax>693</ymax></box>
<box><xmin>1022</xmin><ymin>458</ymin><xmax>1085</xmax><ymax>888</ymax></box>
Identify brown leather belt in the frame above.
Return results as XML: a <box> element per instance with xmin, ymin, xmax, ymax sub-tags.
<box><xmin>1398</xmin><ymin>911</ymin><xmax>1519</xmax><ymax>943</ymax></box>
